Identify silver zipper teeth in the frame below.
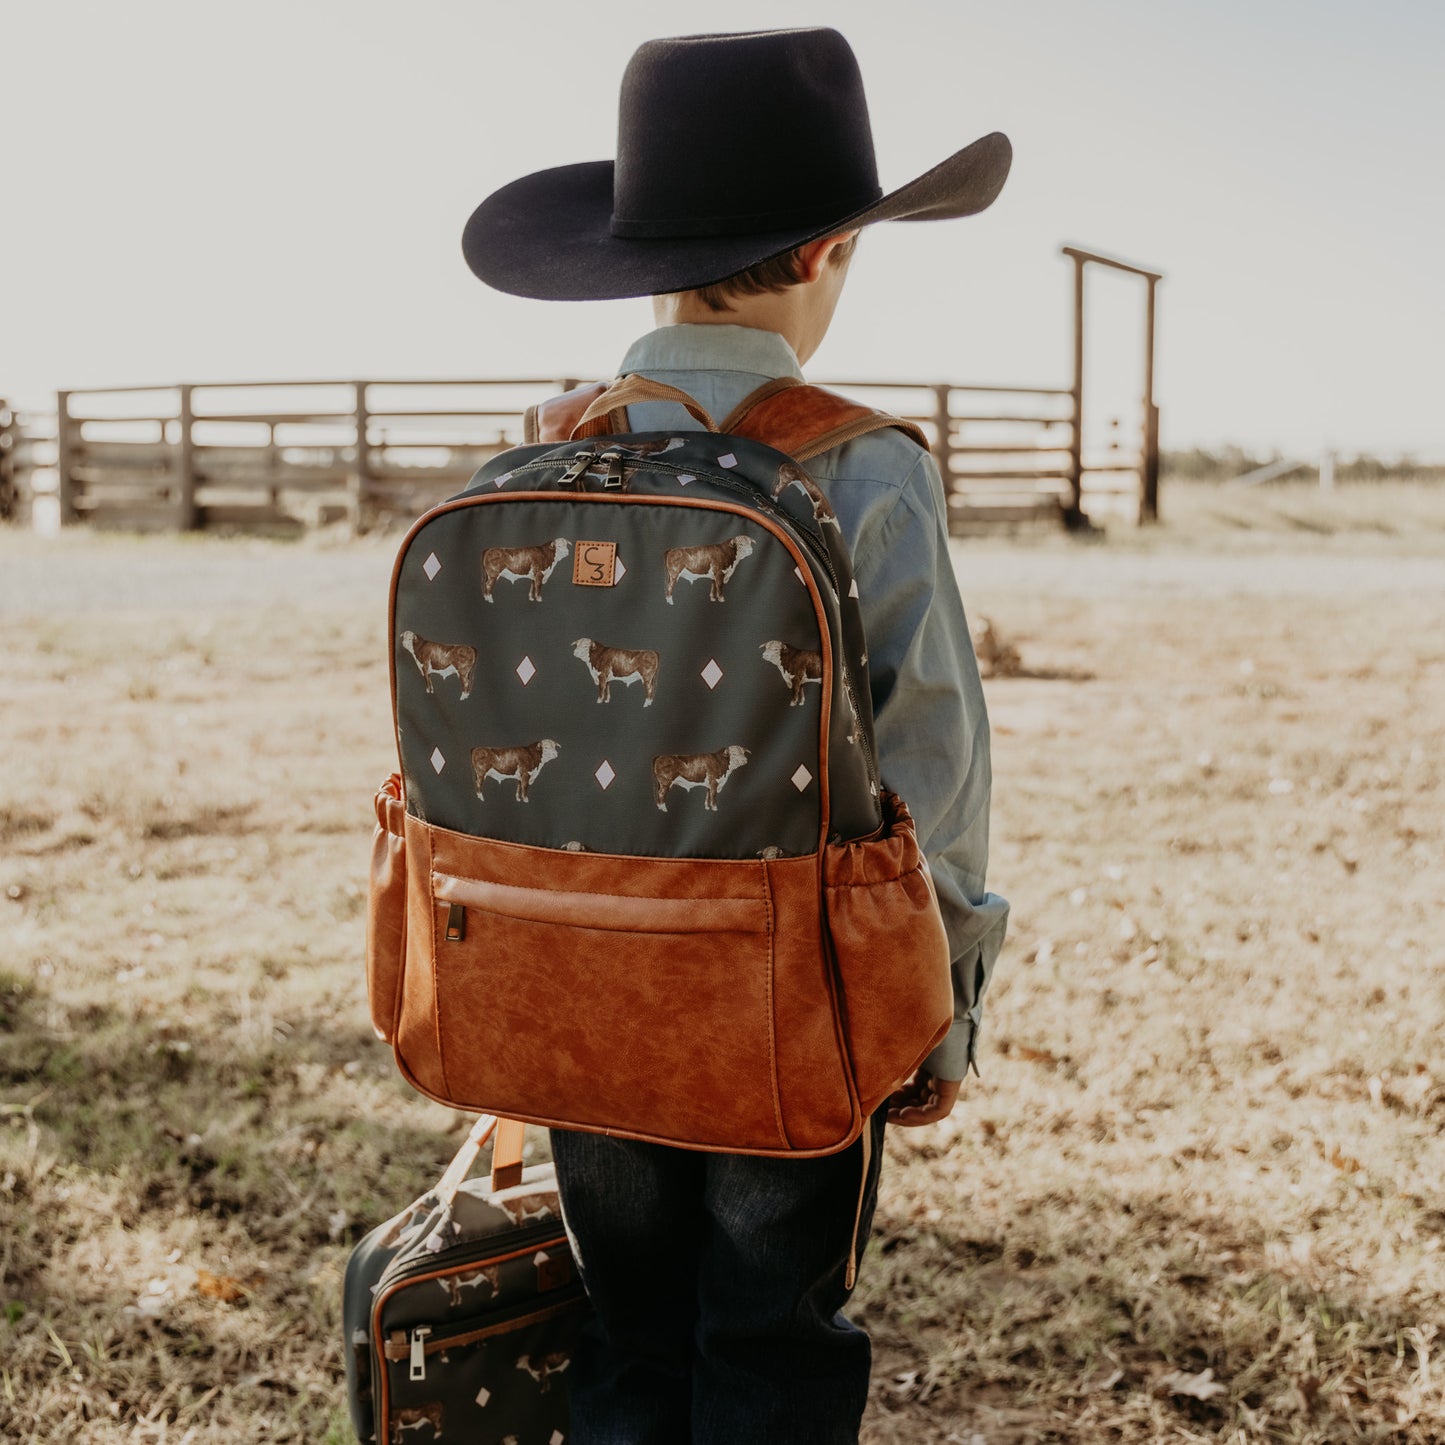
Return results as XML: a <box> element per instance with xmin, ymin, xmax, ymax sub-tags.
<box><xmin>499</xmin><ymin>453</ymin><xmax>882</xmax><ymax>798</ymax></box>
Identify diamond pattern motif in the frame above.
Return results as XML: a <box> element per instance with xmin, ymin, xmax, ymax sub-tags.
<box><xmin>700</xmin><ymin>659</ymin><xmax>723</xmax><ymax>690</ymax></box>
<box><xmin>422</xmin><ymin>552</ymin><xmax>441</xmax><ymax>580</ymax></box>
<box><xmin>614</xmin><ymin>557</ymin><xmax>627</xmax><ymax>583</ymax></box>
<box><xmin>515</xmin><ymin>655</ymin><xmax>536</xmax><ymax>685</ymax></box>
<box><xmin>430</xmin><ymin>747</ymin><xmax>446</xmax><ymax>774</ymax></box>
<box><xmin>848</xmin><ymin>579</ymin><xmax>859</xmax><ymax>598</ymax></box>
<box><xmin>595</xmin><ymin>760</ymin><xmax>616</xmax><ymax>790</ymax></box>
<box><xmin>794</xmin><ymin>566</ymin><xmax>806</xmax><ymax>585</ymax></box>
<box><xmin>791</xmin><ymin>764</ymin><xmax>812</xmax><ymax>791</ymax></box>
<box><xmin>676</xmin><ymin>473</ymin><xmax>695</xmax><ymax>486</ymax></box>
<box><xmin>716</xmin><ymin>452</ymin><xmax>738</xmax><ymax>469</ymax></box>
<box><xmin>492</xmin><ymin>470</ymin><xmax>514</xmax><ymax>488</ymax></box>
<box><xmin>476</xmin><ymin>1387</ymin><xmax>491</xmax><ymax>1408</ymax></box>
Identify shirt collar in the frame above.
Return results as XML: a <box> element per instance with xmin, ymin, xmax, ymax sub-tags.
<box><xmin>617</xmin><ymin>323</ymin><xmax>805</xmax><ymax>381</ymax></box>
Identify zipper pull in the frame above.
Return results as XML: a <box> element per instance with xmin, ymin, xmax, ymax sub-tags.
<box><xmin>557</xmin><ymin>450</ymin><xmax>599</xmax><ymax>488</ymax></box>
<box><xmin>409</xmin><ymin>1324</ymin><xmax>431</xmax><ymax>1381</ymax></box>
<box><xmin>600</xmin><ymin>449</ymin><xmax>626</xmax><ymax>489</ymax></box>
<box><xmin>445</xmin><ymin>903</ymin><xmax>466</xmax><ymax>942</ymax></box>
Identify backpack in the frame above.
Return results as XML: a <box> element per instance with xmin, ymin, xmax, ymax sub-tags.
<box><xmin>366</xmin><ymin>372</ymin><xmax>953</xmax><ymax>1157</ymax></box>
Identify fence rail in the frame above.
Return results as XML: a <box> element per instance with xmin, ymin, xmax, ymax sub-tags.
<box><xmin>5</xmin><ymin>373</ymin><xmax>1152</xmax><ymax>534</ymax></box>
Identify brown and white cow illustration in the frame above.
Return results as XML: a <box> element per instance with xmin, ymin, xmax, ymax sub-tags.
<box><xmin>495</xmin><ymin>1192</ymin><xmax>557</xmax><ymax>1228</ymax></box>
<box><xmin>400</xmin><ymin>630</ymin><xmax>477</xmax><ymax>700</ymax></box>
<box><xmin>662</xmin><ymin>534</ymin><xmax>754</xmax><ymax>604</ymax></box>
<box><xmin>517</xmin><ymin>1350</ymin><xmax>572</xmax><ymax>1394</ymax></box>
<box><xmin>390</xmin><ymin>1402</ymin><xmax>444</xmax><ymax>1442</ymax></box>
<box><xmin>653</xmin><ymin>746</ymin><xmax>749</xmax><ymax>812</ymax></box>
<box><xmin>614</xmin><ymin>435</ymin><xmax>685</xmax><ymax>458</ymax></box>
<box><xmin>439</xmin><ymin>1262</ymin><xmax>500</xmax><ymax>1306</ymax></box>
<box><xmin>471</xmin><ymin>741</ymin><xmax>560</xmax><ymax>803</ymax></box>
<box><xmin>773</xmin><ymin>461</ymin><xmax>840</xmax><ymax>528</ymax></box>
<box><xmin>571</xmin><ymin>638</ymin><xmax>660</xmax><ymax>706</ymax></box>
<box><xmin>759</xmin><ymin>640</ymin><xmax>822</xmax><ymax>706</ymax></box>
<box><xmin>481</xmin><ymin>538</ymin><xmax>571</xmax><ymax>602</ymax></box>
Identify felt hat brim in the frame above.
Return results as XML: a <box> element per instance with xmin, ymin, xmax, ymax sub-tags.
<box><xmin>462</xmin><ymin>130</ymin><xmax>1012</xmax><ymax>302</ymax></box>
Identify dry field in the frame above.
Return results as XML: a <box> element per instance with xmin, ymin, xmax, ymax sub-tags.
<box><xmin>1</xmin><ymin>482</ymin><xmax>1443</xmax><ymax>1443</ymax></box>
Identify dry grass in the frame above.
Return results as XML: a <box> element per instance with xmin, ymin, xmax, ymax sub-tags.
<box><xmin>1</xmin><ymin>490</ymin><xmax>1442</xmax><ymax>1442</ymax></box>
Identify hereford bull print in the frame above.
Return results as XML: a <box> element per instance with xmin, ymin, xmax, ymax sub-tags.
<box><xmin>572</xmin><ymin>638</ymin><xmax>660</xmax><ymax>706</ymax></box>
<box><xmin>759</xmin><ymin>640</ymin><xmax>822</xmax><ymax>706</ymax></box>
<box><xmin>516</xmin><ymin>1350</ymin><xmax>572</xmax><ymax>1394</ymax></box>
<box><xmin>471</xmin><ymin>741</ymin><xmax>560</xmax><ymax>803</ymax></box>
<box><xmin>390</xmin><ymin>1402</ymin><xmax>444</xmax><ymax>1441</ymax></box>
<box><xmin>439</xmin><ymin>1263</ymin><xmax>500</xmax><ymax>1307</ymax></box>
<box><xmin>774</xmin><ymin>461</ymin><xmax>839</xmax><ymax>528</ymax></box>
<box><xmin>662</xmin><ymin>534</ymin><xmax>754</xmax><ymax>604</ymax></box>
<box><xmin>613</xmin><ymin>435</ymin><xmax>685</xmax><ymax>458</ymax></box>
<box><xmin>400</xmin><ymin>630</ymin><xmax>477</xmax><ymax>700</ymax></box>
<box><xmin>653</xmin><ymin>745</ymin><xmax>749</xmax><ymax>812</ymax></box>
<box><xmin>482</xmin><ymin>538</ymin><xmax>571</xmax><ymax>602</ymax></box>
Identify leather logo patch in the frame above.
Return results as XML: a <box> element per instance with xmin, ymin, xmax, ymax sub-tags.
<box><xmin>572</xmin><ymin>541</ymin><xmax>617</xmax><ymax>587</ymax></box>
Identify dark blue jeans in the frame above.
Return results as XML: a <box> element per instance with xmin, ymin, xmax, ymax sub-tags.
<box><xmin>548</xmin><ymin>1107</ymin><xmax>889</xmax><ymax>1445</ymax></box>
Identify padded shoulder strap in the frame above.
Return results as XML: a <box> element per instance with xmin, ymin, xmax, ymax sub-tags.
<box><xmin>526</xmin><ymin>380</ymin><xmax>630</xmax><ymax>444</ymax></box>
<box><xmin>724</xmin><ymin>377</ymin><xmax>931</xmax><ymax>464</ymax></box>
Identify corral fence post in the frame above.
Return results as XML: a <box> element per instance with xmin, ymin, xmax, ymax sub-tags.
<box><xmin>352</xmin><ymin>380</ymin><xmax>370</xmax><ymax>533</ymax></box>
<box><xmin>1066</xmin><ymin>250</ymin><xmax>1086</xmax><ymax>529</ymax></box>
<box><xmin>176</xmin><ymin>384</ymin><xmax>199</xmax><ymax>530</ymax></box>
<box><xmin>55</xmin><ymin>390</ymin><xmax>77</xmax><ymax>524</ymax></box>
<box><xmin>1141</xmin><ymin>273</ymin><xmax>1160</xmax><ymax>523</ymax></box>
<box><xmin>931</xmin><ymin>384</ymin><xmax>954</xmax><ymax>489</ymax></box>
<box><xmin>0</xmin><ymin>398</ymin><xmax>16</xmax><ymax>522</ymax></box>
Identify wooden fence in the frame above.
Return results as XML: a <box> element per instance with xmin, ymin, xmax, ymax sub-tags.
<box><xmin>5</xmin><ymin>369</ymin><xmax>1152</xmax><ymax>535</ymax></box>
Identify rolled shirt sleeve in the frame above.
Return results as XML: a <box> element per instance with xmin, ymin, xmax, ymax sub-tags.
<box><xmin>853</xmin><ymin>448</ymin><xmax>1010</xmax><ymax>1081</ymax></box>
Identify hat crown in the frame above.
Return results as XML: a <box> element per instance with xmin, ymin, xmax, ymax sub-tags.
<box><xmin>610</xmin><ymin>28</ymin><xmax>882</xmax><ymax>241</ymax></box>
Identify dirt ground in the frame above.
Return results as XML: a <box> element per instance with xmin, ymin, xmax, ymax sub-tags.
<box><xmin>1</xmin><ymin>481</ymin><xmax>1442</xmax><ymax>1443</ymax></box>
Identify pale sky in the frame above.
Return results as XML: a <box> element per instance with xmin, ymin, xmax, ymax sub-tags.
<box><xmin>3</xmin><ymin>0</ymin><xmax>1442</xmax><ymax>457</ymax></box>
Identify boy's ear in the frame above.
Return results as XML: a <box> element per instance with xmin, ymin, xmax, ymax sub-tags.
<box><xmin>799</xmin><ymin>231</ymin><xmax>860</xmax><ymax>284</ymax></box>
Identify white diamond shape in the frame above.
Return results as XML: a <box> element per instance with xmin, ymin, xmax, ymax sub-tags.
<box><xmin>551</xmin><ymin>1433</ymin><xmax>565</xmax><ymax>1445</ymax></box>
<box><xmin>614</xmin><ymin>557</ymin><xmax>627</xmax><ymax>583</ymax></box>
<box><xmin>515</xmin><ymin>655</ymin><xmax>536</xmax><ymax>685</ymax></box>
<box><xmin>430</xmin><ymin>747</ymin><xmax>446</xmax><ymax>774</ymax></box>
<box><xmin>848</xmin><ymin>578</ymin><xmax>859</xmax><ymax>599</ymax></box>
<box><xmin>595</xmin><ymin>760</ymin><xmax>616</xmax><ymax>790</ymax></box>
<box><xmin>791</xmin><ymin>764</ymin><xmax>813</xmax><ymax>791</ymax></box>
<box><xmin>422</xmin><ymin>552</ymin><xmax>441</xmax><ymax>580</ymax></box>
<box><xmin>476</xmin><ymin>1386</ymin><xmax>492</xmax><ymax>1408</ymax></box>
<box><xmin>701</xmin><ymin>659</ymin><xmax>723</xmax><ymax>689</ymax></box>
<box><xmin>676</xmin><ymin>473</ymin><xmax>695</xmax><ymax>486</ymax></box>
<box><xmin>492</xmin><ymin>469</ymin><xmax>514</xmax><ymax>489</ymax></box>
<box><xmin>794</xmin><ymin>566</ymin><xmax>806</xmax><ymax>585</ymax></box>
<box><xmin>716</xmin><ymin>452</ymin><xmax>738</xmax><ymax>469</ymax></box>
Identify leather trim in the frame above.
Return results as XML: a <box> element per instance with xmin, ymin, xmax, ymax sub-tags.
<box><xmin>730</xmin><ymin>383</ymin><xmax>930</xmax><ymax>461</ymax></box>
<box><xmin>717</xmin><ymin>375</ymin><xmax>804</xmax><ymax>432</ymax></box>
<box><xmin>433</xmin><ymin>870</ymin><xmax>768</xmax><ymax>934</ymax></box>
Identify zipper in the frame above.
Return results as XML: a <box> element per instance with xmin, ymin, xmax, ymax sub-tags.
<box><xmin>499</xmin><ymin>451</ymin><xmax>881</xmax><ymax>796</ymax></box>
<box><xmin>387</xmin><ymin>1288</ymin><xmax>588</xmax><ymax>1380</ymax></box>
<box><xmin>378</xmin><ymin>1221</ymin><xmax>568</xmax><ymax>1298</ymax></box>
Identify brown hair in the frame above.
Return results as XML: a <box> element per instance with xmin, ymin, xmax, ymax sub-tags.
<box><xmin>683</xmin><ymin>231</ymin><xmax>860</xmax><ymax>313</ymax></box>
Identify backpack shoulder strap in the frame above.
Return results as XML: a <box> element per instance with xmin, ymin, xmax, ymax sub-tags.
<box><xmin>722</xmin><ymin>376</ymin><xmax>931</xmax><ymax>463</ymax></box>
<box><xmin>525</xmin><ymin>380</ymin><xmax>628</xmax><ymax>444</ymax></box>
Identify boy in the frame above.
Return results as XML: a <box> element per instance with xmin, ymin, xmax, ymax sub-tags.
<box><xmin>461</xmin><ymin>27</ymin><xmax>1011</xmax><ymax>1444</ymax></box>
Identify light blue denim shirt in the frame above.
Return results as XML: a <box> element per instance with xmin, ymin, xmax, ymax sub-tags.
<box><xmin>618</xmin><ymin>322</ymin><xmax>1010</xmax><ymax>1080</ymax></box>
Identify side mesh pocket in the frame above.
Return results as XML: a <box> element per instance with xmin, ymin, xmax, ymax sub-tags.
<box><xmin>366</xmin><ymin>773</ymin><xmax>408</xmax><ymax>1043</ymax></box>
<box><xmin>823</xmin><ymin>790</ymin><xmax>954</xmax><ymax>1113</ymax></box>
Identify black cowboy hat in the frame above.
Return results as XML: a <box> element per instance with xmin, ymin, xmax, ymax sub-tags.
<box><xmin>462</xmin><ymin>26</ymin><xmax>1011</xmax><ymax>301</ymax></box>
